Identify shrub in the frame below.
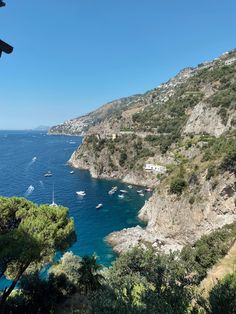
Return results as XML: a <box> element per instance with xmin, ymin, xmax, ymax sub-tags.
<box><xmin>170</xmin><ymin>178</ymin><xmax>187</xmax><ymax>195</ymax></box>
<box><xmin>206</xmin><ymin>165</ymin><xmax>216</xmax><ymax>180</ymax></box>
<box><xmin>209</xmin><ymin>272</ymin><xmax>236</xmax><ymax>314</ymax></box>
<box><xmin>220</xmin><ymin>150</ymin><xmax>236</xmax><ymax>174</ymax></box>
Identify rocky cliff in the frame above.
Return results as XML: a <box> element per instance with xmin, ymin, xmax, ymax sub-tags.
<box><xmin>60</xmin><ymin>49</ymin><xmax>236</xmax><ymax>254</ymax></box>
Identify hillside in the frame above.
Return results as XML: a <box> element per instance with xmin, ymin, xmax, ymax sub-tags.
<box><xmin>57</xmin><ymin>49</ymin><xmax>236</xmax><ymax>254</ymax></box>
<box><xmin>48</xmin><ymin>95</ymin><xmax>140</xmax><ymax>136</ymax></box>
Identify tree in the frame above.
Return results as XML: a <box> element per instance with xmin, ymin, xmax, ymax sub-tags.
<box><xmin>0</xmin><ymin>197</ymin><xmax>76</xmax><ymax>311</ymax></box>
<box><xmin>209</xmin><ymin>271</ymin><xmax>236</xmax><ymax>314</ymax></box>
<box><xmin>78</xmin><ymin>255</ymin><xmax>103</xmax><ymax>293</ymax></box>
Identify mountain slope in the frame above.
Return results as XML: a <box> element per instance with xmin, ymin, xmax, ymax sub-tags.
<box><xmin>57</xmin><ymin>49</ymin><xmax>236</xmax><ymax>254</ymax></box>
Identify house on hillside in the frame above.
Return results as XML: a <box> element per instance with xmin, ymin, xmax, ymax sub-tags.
<box><xmin>144</xmin><ymin>163</ymin><xmax>167</xmax><ymax>174</ymax></box>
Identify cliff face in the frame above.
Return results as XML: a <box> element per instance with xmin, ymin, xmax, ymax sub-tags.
<box><xmin>65</xmin><ymin>49</ymin><xmax>236</xmax><ymax>254</ymax></box>
<box><xmin>107</xmin><ymin>172</ymin><xmax>236</xmax><ymax>254</ymax></box>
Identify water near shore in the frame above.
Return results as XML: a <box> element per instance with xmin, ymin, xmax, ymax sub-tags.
<box><xmin>0</xmin><ymin>130</ymin><xmax>150</xmax><ymax>266</ymax></box>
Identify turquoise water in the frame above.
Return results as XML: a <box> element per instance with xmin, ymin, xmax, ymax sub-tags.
<box><xmin>0</xmin><ymin>130</ymin><xmax>150</xmax><ymax>266</ymax></box>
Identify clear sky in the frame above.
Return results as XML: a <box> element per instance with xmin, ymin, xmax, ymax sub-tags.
<box><xmin>0</xmin><ymin>0</ymin><xmax>235</xmax><ymax>129</ymax></box>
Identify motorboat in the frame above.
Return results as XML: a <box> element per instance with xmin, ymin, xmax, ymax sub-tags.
<box><xmin>96</xmin><ymin>203</ymin><xmax>103</xmax><ymax>209</ymax></box>
<box><xmin>76</xmin><ymin>191</ymin><xmax>86</xmax><ymax>196</ymax></box>
<box><xmin>128</xmin><ymin>185</ymin><xmax>133</xmax><ymax>189</ymax></box>
<box><xmin>118</xmin><ymin>194</ymin><xmax>124</xmax><ymax>199</ymax></box>
<box><xmin>108</xmin><ymin>189</ymin><xmax>115</xmax><ymax>195</ymax></box>
<box><xmin>44</xmin><ymin>171</ymin><xmax>52</xmax><ymax>177</ymax></box>
<box><xmin>139</xmin><ymin>193</ymin><xmax>145</xmax><ymax>197</ymax></box>
<box><xmin>145</xmin><ymin>188</ymin><xmax>153</xmax><ymax>192</ymax></box>
<box><xmin>137</xmin><ymin>190</ymin><xmax>143</xmax><ymax>194</ymax></box>
<box><xmin>70</xmin><ymin>171</ymin><xmax>74</xmax><ymax>174</ymax></box>
<box><xmin>120</xmin><ymin>190</ymin><xmax>128</xmax><ymax>193</ymax></box>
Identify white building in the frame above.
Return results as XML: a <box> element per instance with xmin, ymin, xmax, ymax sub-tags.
<box><xmin>225</xmin><ymin>57</ymin><xmax>236</xmax><ymax>66</ymax></box>
<box><xmin>144</xmin><ymin>163</ymin><xmax>167</xmax><ymax>174</ymax></box>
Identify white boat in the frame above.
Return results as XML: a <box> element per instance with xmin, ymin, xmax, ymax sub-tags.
<box><xmin>120</xmin><ymin>189</ymin><xmax>128</xmax><ymax>193</ymax></box>
<box><xmin>76</xmin><ymin>191</ymin><xmax>86</xmax><ymax>196</ymax></box>
<box><xmin>108</xmin><ymin>190</ymin><xmax>115</xmax><ymax>195</ymax></box>
<box><xmin>137</xmin><ymin>190</ymin><xmax>143</xmax><ymax>194</ymax></box>
<box><xmin>128</xmin><ymin>185</ymin><xmax>133</xmax><ymax>189</ymax></box>
<box><xmin>96</xmin><ymin>203</ymin><xmax>103</xmax><ymax>209</ymax></box>
<box><xmin>70</xmin><ymin>171</ymin><xmax>74</xmax><ymax>174</ymax></box>
<box><xmin>112</xmin><ymin>186</ymin><xmax>118</xmax><ymax>191</ymax></box>
<box><xmin>145</xmin><ymin>188</ymin><xmax>153</xmax><ymax>192</ymax></box>
<box><xmin>44</xmin><ymin>171</ymin><xmax>52</xmax><ymax>177</ymax></box>
<box><xmin>118</xmin><ymin>194</ymin><xmax>124</xmax><ymax>198</ymax></box>
<box><xmin>50</xmin><ymin>184</ymin><xmax>58</xmax><ymax>207</ymax></box>
<box><xmin>139</xmin><ymin>193</ymin><xmax>145</xmax><ymax>197</ymax></box>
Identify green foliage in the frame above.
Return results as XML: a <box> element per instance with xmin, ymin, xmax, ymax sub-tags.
<box><xmin>119</xmin><ymin>151</ymin><xmax>128</xmax><ymax>166</ymax></box>
<box><xmin>180</xmin><ymin>222</ymin><xmax>236</xmax><ymax>280</ymax></box>
<box><xmin>170</xmin><ymin>177</ymin><xmax>187</xmax><ymax>195</ymax></box>
<box><xmin>50</xmin><ymin>251</ymin><xmax>81</xmax><ymax>286</ymax></box>
<box><xmin>78</xmin><ymin>255</ymin><xmax>104</xmax><ymax>293</ymax></box>
<box><xmin>209</xmin><ymin>271</ymin><xmax>236</xmax><ymax>314</ymax></box>
<box><xmin>90</xmin><ymin>247</ymin><xmax>195</xmax><ymax>314</ymax></box>
<box><xmin>220</xmin><ymin>150</ymin><xmax>236</xmax><ymax>175</ymax></box>
<box><xmin>0</xmin><ymin>197</ymin><xmax>76</xmax><ymax>308</ymax></box>
<box><xmin>5</xmin><ymin>271</ymin><xmax>75</xmax><ymax>314</ymax></box>
<box><xmin>206</xmin><ymin>165</ymin><xmax>216</xmax><ymax>180</ymax></box>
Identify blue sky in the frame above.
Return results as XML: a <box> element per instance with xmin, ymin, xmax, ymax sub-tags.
<box><xmin>0</xmin><ymin>0</ymin><xmax>235</xmax><ymax>129</ymax></box>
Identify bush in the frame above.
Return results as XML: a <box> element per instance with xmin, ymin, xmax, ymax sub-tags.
<box><xmin>170</xmin><ymin>178</ymin><xmax>187</xmax><ymax>195</ymax></box>
<box><xmin>206</xmin><ymin>165</ymin><xmax>216</xmax><ymax>180</ymax></box>
<box><xmin>209</xmin><ymin>272</ymin><xmax>236</xmax><ymax>314</ymax></box>
<box><xmin>119</xmin><ymin>151</ymin><xmax>128</xmax><ymax>166</ymax></box>
<box><xmin>220</xmin><ymin>150</ymin><xmax>236</xmax><ymax>174</ymax></box>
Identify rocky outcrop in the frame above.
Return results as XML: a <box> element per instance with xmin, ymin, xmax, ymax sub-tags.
<box><xmin>183</xmin><ymin>102</ymin><xmax>231</xmax><ymax>137</ymax></box>
<box><xmin>107</xmin><ymin>172</ymin><xmax>236</xmax><ymax>254</ymax></box>
<box><xmin>56</xmin><ymin>49</ymin><xmax>236</xmax><ymax>256</ymax></box>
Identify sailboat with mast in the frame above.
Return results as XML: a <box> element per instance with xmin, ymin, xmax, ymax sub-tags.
<box><xmin>50</xmin><ymin>183</ymin><xmax>58</xmax><ymax>207</ymax></box>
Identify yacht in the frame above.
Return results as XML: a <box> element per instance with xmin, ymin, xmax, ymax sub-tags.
<box><xmin>120</xmin><ymin>189</ymin><xmax>128</xmax><ymax>193</ymax></box>
<box><xmin>70</xmin><ymin>171</ymin><xmax>74</xmax><ymax>174</ymax></box>
<box><xmin>96</xmin><ymin>203</ymin><xmax>103</xmax><ymax>209</ymax></box>
<box><xmin>44</xmin><ymin>171</ymin><xmax>52</xmax><ymax>177</ymax></box>
<box><xmin>76</xmin><ymin>191</ymin><xmax>86</xmax><ymax>196</ymax></box>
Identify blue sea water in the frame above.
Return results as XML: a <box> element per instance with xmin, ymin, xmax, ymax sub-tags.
<box><xmin>0</xmin><ymin>130</ymin><xmax>150</xmax><ymax>267</ymax></box>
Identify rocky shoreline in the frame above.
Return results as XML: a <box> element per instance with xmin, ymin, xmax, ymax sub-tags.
<box><xmin>69</xmin><ymin>147</ymin><xmax>236</xmax><ymax>255</ymax></box>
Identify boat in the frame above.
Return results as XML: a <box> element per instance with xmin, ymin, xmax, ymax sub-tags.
<box><xmin>118</xmin><ymin>194</ymin><xmax>124</xmax><ymax>198</ymax></box>
<box><xmin>139</xmin><ymin>193</ymin><xmax>145</xmax><ymax>197</ymax></box>
<box><xmin>137</xmin><ymin>190</ymin><xmax>143</xmax><ymax>194</ymax></box>
<box><xmin>44</xmin><ymin>171</ymin><xmax>52</xmax><ymax>177</ymax></box>
<box><xmin>96</xmin><ymin>203</ymin><xmax>103</xmax><ymax>209</ymax></box>
<box><xmin>76</xmin><ymin>191</ymin><xmax>86</xmax><ymax>196</ymax></box>
<box><xmin>128</xmin><ymin>185</ymin><xmax>133</xmax><ymax>189</ymax></box>
<box><xmin>120</xmin><ymin>189</ymin><xmax>128</xmax><ymax>193</ymax></box>
<box><xmin>70</xmin><ymin>171</ymin><xmax>74</xmax><ymax>174</ymax></box>
<box><xmin>50</xmin><ymin>183</ymin><xmax>58</xmax><ymax>207</ymax></box>
<box><xmin>108</xmin><ymin>186</ymin><xmax>118</xmax><ymax>194</ymax></box>
<box><xmin>145</xmin><ymin>188</ymin><xmax>153</xmax><ymax>192</ymax></box>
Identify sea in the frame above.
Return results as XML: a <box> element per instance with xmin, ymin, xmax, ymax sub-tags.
<box><xmin>0</xmin><ymin>130</ymin><xmax>150</xmax><ymax>267</ymax></box>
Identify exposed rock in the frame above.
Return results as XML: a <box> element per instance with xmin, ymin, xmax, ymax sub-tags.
<box><xmin>183</xmin><ymin>102</ymin><xmax>230</xmax><ymax>137</ymax></box>
<box><xmin>108</xmin><ymin>172</ymin><xmax>236</xmax><ymax>254</ymax></box>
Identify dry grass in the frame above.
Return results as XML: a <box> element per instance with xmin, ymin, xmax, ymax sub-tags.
<box><xmin>200</xmin><ymin>240</ymin><xmax>236</xmax><ymax>296</ymax></box>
